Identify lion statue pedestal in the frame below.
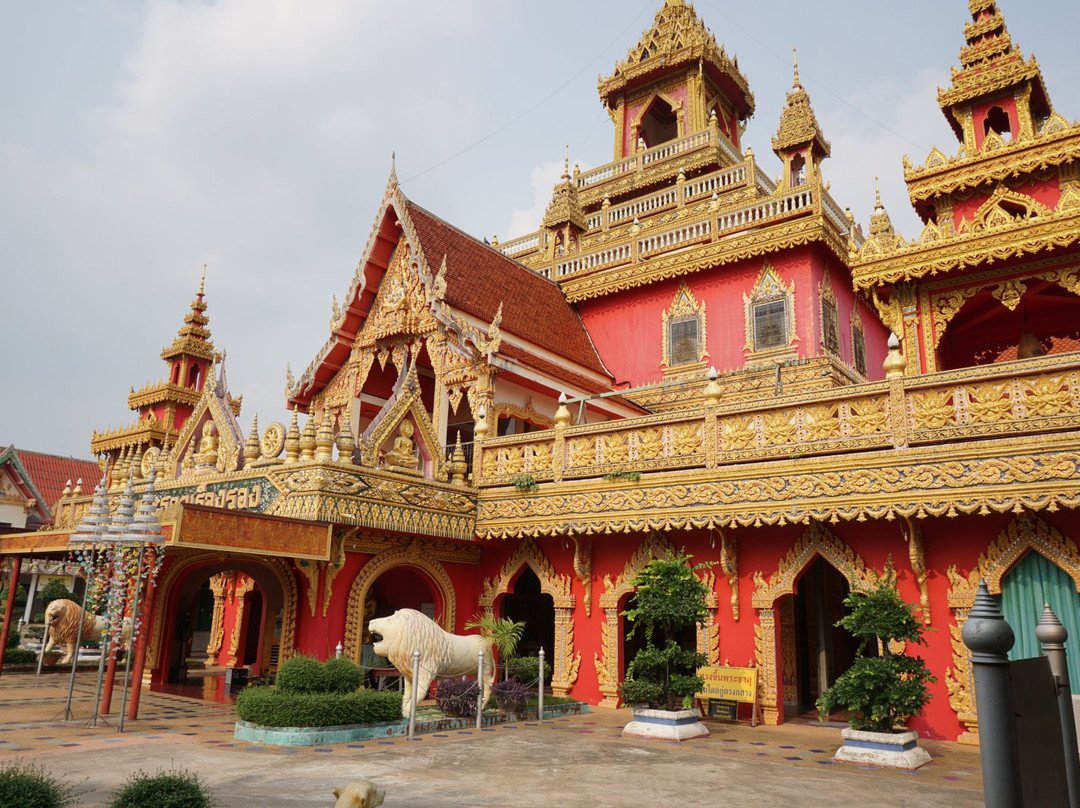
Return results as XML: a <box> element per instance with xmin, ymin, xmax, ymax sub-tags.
<box><xmin>367</xmin><ymin>608</ymin><xmax>494</xmax><ymax>718</ymax></box>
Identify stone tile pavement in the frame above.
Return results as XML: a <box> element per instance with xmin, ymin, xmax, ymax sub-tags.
<box><xmin>0</xmin><ymin>671</ymin><xmax>983</xmax><ymax>807</ymax></box>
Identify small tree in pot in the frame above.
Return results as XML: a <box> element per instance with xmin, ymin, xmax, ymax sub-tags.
<box><xmin>816</xmin><ymin>561</ymin><xmax>936</xmax><ymax>768</ymax></box>
<box><xmin>620</xmin><ymin>551</ymin><xmax>711</xmax><ymax>740</ymax></box>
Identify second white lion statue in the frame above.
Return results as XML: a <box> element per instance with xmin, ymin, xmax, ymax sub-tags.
<box><xmin>368</xmin><ymin>608</ymin><xmax>494</xmax><ymax>718</ymax></box>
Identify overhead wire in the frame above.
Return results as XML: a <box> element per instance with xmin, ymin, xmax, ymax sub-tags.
<box><xmin>401</xmin><ymin>2</ymin><xmax>655</xmax><ymax>186</ymax></box>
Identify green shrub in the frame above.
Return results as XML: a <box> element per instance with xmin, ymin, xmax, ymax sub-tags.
<box><xmin>37</xmin><ymin>580</ymin><xmax>71</xmax><ymax>609</ymax></box>
<box><xmin>5</xmin><ymin>624</ymin><xmax>17</xmax><ymax>649</ymax></box>
<box><xmin>109</xmin><ymin>767</ymin><xmax>217</xmax><ymax>808</ymax></box>
<box><xmin>505</xmin><ymin>656</ymin><xmax>551</xmax><ymax>686</ymax></box>
<box><xmin>274</xmin><ymin>654</ymin><xmax>328</xmax><ymax>694</ymax></box>
<box><xmin>816</xmin><ymin>562</ymin><xmax>936</xmax><ymax>733</ymax></box>
<box><xmin>0</xmin><ymin>759</ymin><xmax>81</xmax><ymax>808</ymax></box>
<box><xmin>23</xmin><ymin>625</ymin><xmax>45</xmax><ymax>641</ymax></box>
<box><xmin>3</xmin><ymin>649</ymin><xmax>37</xmax><ymax>665</ymax></box>
<box><xmin>322</xmin><ymin>656</ymin><xmax>363</xmax><ymax>693</ymax></box>
<box><xmin>235</xmin><ymin>687</ymin><xmax>402</xmax><ymax>727</ymax></box>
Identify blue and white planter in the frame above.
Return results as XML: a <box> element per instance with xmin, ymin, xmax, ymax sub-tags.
<box><xmin>623</xmin><ymin>708</ymin><xmax>709</xmax><ymax>742</ymax></box>
<box><xmin>833</xmin><ymin>727</ymin><xmax>931</xmax><ymax>770</ymax></box>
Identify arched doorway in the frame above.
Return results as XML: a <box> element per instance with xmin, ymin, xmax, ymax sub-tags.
<box><xmin>148</xmin><ymin>554</ymin><xmax>295</xmax><ymax>696</ymax></box>
<box><xmin>780</xmin><ymin>556</ymin><xmax>857</xmax><ymax>716</ymax></box>
<box><xmin>1000</xmin><ymin>551</ymin><xmax>1080</xmax><ymax>691</ymax></box>
<box><xmin>500</xmin><ymin>567</ymin><xmax>554</xmax><ymax>663</ymax></box>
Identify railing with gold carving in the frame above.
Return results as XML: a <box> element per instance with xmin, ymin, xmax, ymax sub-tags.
<box><xmin>475</xmin><ymin>353</ymin><xmax>1080</xmax><ymax>487</ymax></box>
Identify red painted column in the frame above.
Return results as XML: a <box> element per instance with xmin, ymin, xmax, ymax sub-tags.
<box><xmin>126</xmin><ymin>577</ymin><xmax>157</xmax><ymax>721</ymax></box>
<box><xmin>100</xmin><ymin>654</ymin><xmax>118</xmax><ymax>713</ymax></box>
<box><xmin>0</xmin><ymin>556</ymin><xmax>23</xmax><ymax>679</ymax></box>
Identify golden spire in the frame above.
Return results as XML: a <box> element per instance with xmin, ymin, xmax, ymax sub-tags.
<box><xmin>869</xmin><ymin>177</ymin><xmax>897</xmax><ymax>243</ymax></box>
<box><xmin>772</xmin><ymin>51</ymin><xmax>830</xmax><ymax>160</ymax></box>
<box><xmin>792</xmin><ymin>48</ymin><xmax>801</xmax><ymax>90</ymax></box>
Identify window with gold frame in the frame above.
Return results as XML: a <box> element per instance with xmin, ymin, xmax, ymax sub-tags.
<box><xmin>744</xmin><ymin>261</ymin><xmax>797</xmax><ymax>365</ymax></box>
<box><xmin>662</xmin><ymin>281</ymin><xmax>708</xmax><ymax>378</ymax></box>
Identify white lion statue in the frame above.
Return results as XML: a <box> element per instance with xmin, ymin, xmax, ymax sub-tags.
<box><xmin>43</xmin><ymin>598</ymin><xmax>131</xmax><ymax>665</ymax></box>
<box><xmin>368</xmin><ymin>608</ymin><xmax>494</xmax><ymax>718</ymax></box>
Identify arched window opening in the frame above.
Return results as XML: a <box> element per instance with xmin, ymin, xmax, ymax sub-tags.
<box><xmin>791</xmin><ymin>154</ymin><xmax>807</xmax><ymax>187</ymax></box>
<box><xmin>187</xmin><ymin>363</ymin><xmax>201</xmax><ymax>390</ymax></box>
<box><xmin>171</xmin><ymin>362</ymin><xmax>180</xmax><ymax>385</ymax></box>
<box><xmin>640</xmin><ymin>97</ymin><xmax>679</xmax><ymax>148</ymax></box>
<box><xmin>984</xmin><ymin>106</ymin><xmax>1012</xmax><ymax>143</ymax></box>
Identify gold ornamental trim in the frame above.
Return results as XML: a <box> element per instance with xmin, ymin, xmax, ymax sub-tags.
<box><xmin>851</xmin><ymin>202</ymin><xmax>1080</xmax><ymax>289</ymax></box>
<box><xmin>475</xmin><ymin>433</ymin><xmax>1080</xmax><ymax>539</ymax></box>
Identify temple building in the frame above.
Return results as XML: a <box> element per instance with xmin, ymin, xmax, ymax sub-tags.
<box><xmin>3</xmin><ymin>0</ymin><xmax>1080</xmax><ymax>743</ymax></box>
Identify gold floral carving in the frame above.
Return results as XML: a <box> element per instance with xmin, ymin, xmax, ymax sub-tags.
<box><xmin>754</xmin><ymin>609</ymin><xmax>779</xmax><ymax>725</ymax></box>
<box><xmin>296</xmin><ymin>559</ymin><xmax>321</xmax><ymax>617</ymax></box>
<box><xmin>718</xmin><ymin>528</ymin><xmax>739</xmax><ymax>620</ymax></box>
<box><xmin>991</xmin><ymin>279</ymin><xmax>1027</xmax><ymax>311</ymax></box>
<box><xmin>146</xmin><ymin>552</ymin><xmax>298</xmax><ymax>673</ymax></box>
<box><xmin>322</xmin><ymin>531</ymin><xmax>347</xmax><ymax>619</ymax></box>
<box><xmin>342</xmin><ymin>541</ymin><xmax>457</xmax><ymax>664</ymax></box>
<box><xmin>751</xmin><ymin>522</ymin><xmax>878</xmax><ymax>609</ymax></box>
<box><xmin>571</xmin><ymin>534</ymin><xmax>593</xmax><ymax>617</ymax></box>
<box><xmin>205</xmin><ymin>572</ymin><xmax>232</xmax><ymax>656</ymax></box>
<box><xmin>226</xmin><ymin>575</ymin><xmax>256</xmax><ymax>668</ymax></box>
<box><xmin>904</xmin><ymin>517</ymin><xmax>930</xmax><ymax>626</ymax></box>
<box><xmin>931</xmin><ymin>287</ymin><xmax>979</xmax><ymax>347</ymax></box>
<box><xmin>944</xmin><ymin>512</ymin><xmax>1080</xmax><ymax>744</ymax></box>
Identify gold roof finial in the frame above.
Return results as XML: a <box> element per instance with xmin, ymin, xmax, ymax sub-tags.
<box><xmin>792</xmin><ymin>48</ymin><xmax>801</xmax><ymax>89</ymax></box>
<box><xmin>874</xmin><ymin>176</ymin><xmax>882</xmax><ymax>209</ymax></box>
<box><xmin>563</xmin><ymin>145</ymin><xmax>570</xmax><ymax>180</ymax></box>
<box><xmin>199</xmin><ymin>264</ymin><xmax>206</xmax><ymax>298</ymax></box>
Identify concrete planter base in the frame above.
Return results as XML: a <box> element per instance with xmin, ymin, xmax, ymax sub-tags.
<box><xmin>833</xmin><ymin>727</ymin><xmax>932</xmax><ymax>770</ymax></box>
<box><xmin>623</xmin><ymin>708</ymin><xmax>709</xmax><ymax>742</ymax></box>
<box><xmin>235</xmin><ymin>701</ymin><xmax>590</xmax><ymax>746</ymax></box>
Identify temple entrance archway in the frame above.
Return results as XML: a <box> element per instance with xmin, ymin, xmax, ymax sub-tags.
<box><xmin>752</xmin><ymin>523</ymin><xmax>878</xmax><ymax>725</ymax></box>
<box><xmin>778</xmin><ymin>557</ymin><xmax>858</xmax><ymax>716</ymax></box>
<box><xmin>479</xmin><ymin>537</ymin><xmax>578</xmax><ymax>696</ymax></box>
<box><xmin>147</xmin><ymin>552</ymin><xmax>297</xmax><ymax>693</ymax></box>
<box><xmin>499</xmin><ymin>567</ymin><xmax>555</xmax><ymax>666</ymax></box>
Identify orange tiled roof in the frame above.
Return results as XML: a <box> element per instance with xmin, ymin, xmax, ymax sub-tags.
<box><xmin>406</xmin><ymin>202</ymin><xmax>612</xmax><ymax>380</ymax></box>
<box><xmin>16</xmin><ymin>450</ymin><xmax>100</xmax><ymax>513</ymax></box>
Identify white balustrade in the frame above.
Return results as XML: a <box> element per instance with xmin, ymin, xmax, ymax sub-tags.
<box><xmin>498</xmin><ymin>233</ymin><xmax>540</xmax><ymax>256</ymax></box>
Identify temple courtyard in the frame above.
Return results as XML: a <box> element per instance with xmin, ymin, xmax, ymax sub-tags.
<box><xmin>0</xmin><ymin>671</ymin><xmax>983</xmax><ymax>807</ymax></box>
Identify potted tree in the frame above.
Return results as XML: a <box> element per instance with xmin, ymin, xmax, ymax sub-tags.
<box><xmin>620</xmin><ymin>550</ymin><xmax>710</xmax><ymax>741</ymax></box>
<box><xmin>463</xmin><ymin>613</ymin><xmax>525</xmax><ymax>682</ymax></box>
<box><xmin>816</xmin><ymin>562</ymin><xmax>936</xmax><ymax>769</ymax></box>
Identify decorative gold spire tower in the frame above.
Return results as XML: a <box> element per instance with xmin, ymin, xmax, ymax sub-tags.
<box><xmin>772</xmin><ymin>49</ymin><xmax>830</xmax><ymax>190</ymax></box>
<box><xmin>937</xmin><ymin>0</ymin><xmax>1051</xmax><ymax>150</ymax></box>
<box><xmin>542</xmin><ymin>148</ymin><xmax>589</xmax><ymax>260</ymax></box>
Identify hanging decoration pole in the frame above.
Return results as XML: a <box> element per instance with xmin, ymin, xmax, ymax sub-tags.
<box><xmin>117</xmin><ymin>543</ymin><xmax>145</xmax><ymax>733</ymax></box>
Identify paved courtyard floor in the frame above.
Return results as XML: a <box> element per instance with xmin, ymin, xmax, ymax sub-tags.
<box><xmin>0</xmin><ymin>671</ymin><xmax>984</xmax><ymax>807</ymax></box>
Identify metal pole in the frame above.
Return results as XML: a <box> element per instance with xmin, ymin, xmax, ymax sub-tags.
<box><xmin>962</xmin><ymin>581</ymin><xmax>1022</xmax><ymax>808</ymax></box>
<box><xmin>476</xmin><ymin>648</ymin><xmax>484</xmax><ymax>729</ymax></box>
<box><xmin>408</xmin><ymin>648</ymin><xmax>420</xmax><ymax>738</ymax></box>
<box><xmin>117</xmin><ymin>542</ymin><xmax>145</xmax><ymax>733</ymax></box>
<box><xmin>1037</xmin><ymin>604</ymin><xmax>1080</xmax><ymax>808</ymax></box>
<box><xmin>538</xmin><ymin>647</ymin><xmax>545</xmax><ymax>721</ymax></box>
<box><xmin>88</xmin><ymin>635</ymin><xmax>110</xmax><ymax>727</ymax></box>
<box><xmin>63</xmin><ymin>564</ymin><xmax>95</xmax><ymax>720</ymax></box>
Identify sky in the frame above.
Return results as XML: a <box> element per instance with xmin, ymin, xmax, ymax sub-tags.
<box><xmin>2</xmin><ymin>0</ymin><xmax>1078</xmax><ymax>459</ymax></box>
